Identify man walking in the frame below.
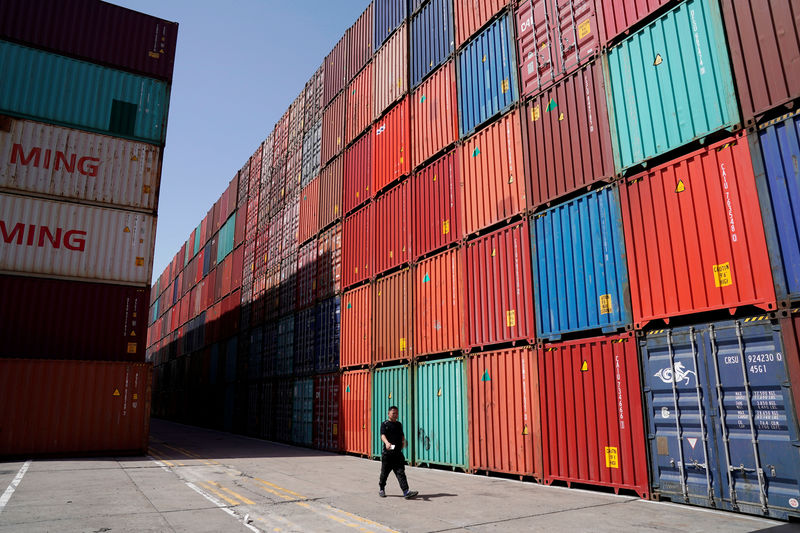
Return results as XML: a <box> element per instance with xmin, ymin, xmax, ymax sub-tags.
<box><xmin>378</xmin><ymin>406</ymin><xmax>418</xmax><ymax>499</ymax></box>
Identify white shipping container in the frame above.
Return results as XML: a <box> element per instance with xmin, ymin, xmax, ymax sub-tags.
<box><xmin>0</xmin><ymin>193</ymin><xmax>155</xmax><ymax>285</ymax></box>
<box><xmin>0</xmin><ymin>116</ymin><xmax>161</xmax><ymax>211</ymax></box>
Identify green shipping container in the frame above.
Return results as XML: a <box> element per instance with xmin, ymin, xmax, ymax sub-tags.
<box><xmin>371</xmin><ymin>365</ymin><xmax>412</xmax><ymax>459</ymax></box>
<box><xmin>217</xmin><ymin>213</ymin><xmax>236</xmax><ymax>263</ymax></box>
<box><xmin>0</xmin><ymin>40</ymin><xmax>170</xmax><ymax>145</ymax></box>
<box><xmin>292</xmin><ymin>378</ymin><xmax>313</xmax><ymax>446</ymax></box>
<box><xmin>413</xmin><ymin>357</ymin><xmax>468</xmax><ymax>469</ymax></box>
<box><xmin>194</xmin><ymin>223</ymin><xmax>202</xmax><ymax>256</ymax></box>
<box><xmin>604</xmin><ymin>0</ymin><xmax>739</xmax><ymax>173</ymax></box>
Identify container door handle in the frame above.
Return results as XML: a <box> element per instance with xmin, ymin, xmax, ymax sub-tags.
<box><xmin>667</xmin><ymin>330</ymin><xmax>690</xmax><ymax>503</ymax></box>
<box><xmin>689</xmin><ymin>327</ymin><xmax>715</xmax><ymax>508</ymax></box>
<box><xmin>709</xmin><ymin>324</ymin><xmax>740</xmax><ymax>512</ymax></box>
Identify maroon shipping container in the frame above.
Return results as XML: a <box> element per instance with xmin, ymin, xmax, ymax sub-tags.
<box><xmin>282</xmin><ymin>191</ymin><xmax>301</xmax><ymax>259</ymax></box>
<box><xmin>373</xmin><ymin>269</ymin><xmax>413</xmax><ymax>364</ymax></box>
<box><xmin>299</xmin><ymin>177</ymin><xmax>320</xmax><ymax>244</ymax></box>
<box><xmin>0</xmin><ymin>0</ymin><xmax>178</xmax><ymax>82</ymax></box>
<box><xmin>346</xmin><ymin>61</ymin><xmax>374</xmax><ymax>145</ymax></box>
<box><xmin>720</xmin><ymin>0</ymin><xmax>800</xmax><ymax>124</ymax></box>
<box><xmin>0</xmin><ymin>275</ymin><xmax>147</xmax><ymax>362</ymax></box>
<box><xmin>412</xmin><ymin>150</ymin><xmax>461</xmax><ymax>260</ymax></box>
<box><xmin>231</xmin><ymin>246</ymin><xmax>243</xmax><ymax>292</ymax></box>
<box><xmin>414</xmin><ymin>247</ymin><xmax>466</xmax><ymax>355</ymax></box>
<box><xmin>373</xmin><ymin>96</ymin><xmax>411</xmax><ymax>193</ymax></box>
<box><xmin>468</xmin><ymin>347</ymin><xmax>543</xmax><ymax>479</ymax></box>
<box><xmin>341</xmin><ymin>285</ymin><xmax>372</xmax><ymax>368</ymax></box>
<box><xmin>289</xmin><ymin>89</ymin><xmax>306</xmax><ymax>147</ymax></box>
<box><xmin>274</xmin><ymin>110</ymin><xmax>291</xmax><ymax>161</ymax></box>
<box><xmin>348</xmin><ymin>2</ymin><xmax>374</xmax><ymax>82</ymax></box>
<box><xmin>464</xmin><ymin>220</ymin><xmax>535</xmax><ymax>349</ymax></box>
<box><xmin>598</xmin><ymin>0</ymin><xmax>671</xmax><ymax>45</ymax></box>
<box><xmin>453</xmin><ymin>0</ymin><xmax>509</xmax><ymax>49</ymax></box>
<box><xmin>779</xmin><ymin>308</ymin><xmax>800</xmax><ymax>428</ymax></box>
<box><xmin>234</xmin><ymin>205</ymin><xmax>246</xmax><ymax>247</ymax></box>
<box><xmin>297</xmin><ymin>239</ymin><xmax>317</xmax><ymax>311</ymax></box>
<box><xmin>374</xmin><ymin>178</ymin><xmax>412</xmax><ymax>275</ymax></box>
<box><xmin>374</xmin><ymin>22</ymin><xmax>409</xmax><ymax>119</ymax></box>
<box><xmin>526</xmin><ymin>59</ymin><xmax>615</xmax><ymax>209</ymax></box>
<box><xmin>284</xmin><ymin>143</ymin><xmax>304</xmax><ymax>198</ymax></box>
<box><xmin>319</xmin><ymin>155</ymin><xmax>343</xmax><ymax>231</ymax></box>
<box><xmin>305</xmin><ymin>63</ymin><xmax>325</xmax><ymax>130</ymax></box>
<box><xmin>538</xmin><ymin>334</ymin><xmax>650</xmax><ymax>498</ymax></box>
<box><xmin>322</xmin><ymin>90</ymin><xmax>346</xmax><ymax>166</ymax></box>
<box><xmin>314</xmin><ymin>373</ymin><xmax>341</xmax><ymax>451</ymax></box>
<box><xmin>342</xmin><ymin>203</ymin><xmax>374</xmax><ymax>288</ymax></box>
<box><xmin>324</xmin><ymin>32</ymin><xmax>349</xmax><ymax>108</ymax></box>
<box><xmin>411</xmin><ymin>61</ymin><xmax>458</xmax><ymax>169</ymax></box>
<box><xmin>344</xmin><ymin>132</ymin><xmax>373</xmax><ymax>214</ymax></box>
<box><xmin>317</xmin><ymin>223</ymin><xmax>343</xmax><ymax>299</ymax></box>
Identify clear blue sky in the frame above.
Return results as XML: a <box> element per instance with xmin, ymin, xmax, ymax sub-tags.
<box><xmin>111</xmin><ymin>0</ymin><xmax>370</xmax><ymax>283</ymax></box>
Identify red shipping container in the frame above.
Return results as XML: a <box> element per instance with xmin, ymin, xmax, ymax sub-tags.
<box><xmin>373</xmin><ymin>269</ymin><xmax>413</xmax><ymax>364</ymax></box>
<box><xmin>324</xmin><ymin>32</ymin><xmax>349</xmax><ymax>108</ymax></box>
<box><xmin>348</xmin><ymin>3</ymin><xmax>374</xmax><ymax>82</ymax></box>
<box><xmin>322</xmin><ymin>90</ymin><xmax>346</xmax><ymax>166</ymax></box>
<box><xmin>373</xmin><ymin>96</ymin><xmax>411</xmax><ymax>193</ymax></box>
<box><xmin>234</xmin><ymin>205</ymin><xmax>246</xmax><ymax>246</ymax></box>
<box><xmin>598</xmin><ymin>0</ymin><xmax>671</xmax><ymax>45</ymax></box>
<box><xmin>779</xmin><ymin>308</ymin><xmax>800</xmax><ymax>427</ymax></box>
<box><xmin>274</xmin><ymin>109</ymin><xmax>291</xmax><ymax>158</ymax></box>
<box><xmin>411</xmin><ymin>61</ymin><xmax>458</xmax><ymax>169</ymax></box>
<box><xmin>344</xmin><ymin>132</ymin><xmax>373</xmax><ymax>214</ymax></box>
<box><xmin>227</xmin><ymin>176</ymin><xmax>238</xmax><ymax>218</ymax></box>
<box><xmin>538</xmin><ymin>333</ymin><xmax>650</xmax><ymax>498</ymax></box>
<box><xmin>314</xmin><ymin>373</ymin><xmax>341</xmax><ymax>451</ymax></box>
<box><xmin>297</xmin><ymin>239</ymin><xmax>318</xmax><ymax>310</ymax></box>
<box><xmin>341</xmin><ymin>285</ymin><xmax>372</xmax><ymax>368</ymax></box>
<box><xmin>0</xmin><ymin>359</ymin><xmax>152</xmax><ymax>456</ymax></box>
<box><xmin>319</xmin><ymin>155</ymin><xmax>343</xmax><ymax>231</ymax></box>
<box><xmin>374</xmin><ymin>178</ymin><xmax>412</xmax><ymax>275</ymax></box>
<box><xmin>414</xmin><ymin>247</ymin><xmax>466</xmax><ymax>355</ymax></box>
<box><xmin>619</xmin><ymin>135</ymin><xmax>777</xmax><ymax>329</ymax></box>
<box><xmin>339</xmin><ymin>369</ymin><xmax>371</xmax><ymax>455</ymax></box>
<box><xmin>459</xmin><ymin>111</ymin><xmax>527</xmax><ymax>236</ymax></box>
<box><xmin>299</xmin><ymin>178</ymin><xmax>320</xmax><ymax>244</ymax></box>
<box><xmin>342</xmin><ymin>204</ymin><xmax>373</xmax><ymax>288</ymax></box>
<box><xmin>468</xmin><ymin>347</ymin><xmax>543</xmax><ymax>478</ymax></box>
<box><xmin>374</xmin><ymin>22</ymin><xmax>408</xmax><ymax>119</ymax></box>
<box><xmin>289</xmin><ymin>89</ymin><xmax>306</xmax><ymax>147</ymax></box>
<box><xmin>346</xmin><ymin>61</ymin><xmax>374</xmax><ymax>145</ymax></box>
<box><xmin>317</xmin><ymin>223</ymin><xmax>343</xmax><ymax>299</ymax></box>
<box><xmin>412</xmin><ymin>150</ymin><xmax>462</xmax><ymax>260</ymax></box>
<box><xmin>222</xmin><ymin>253</ymin><xmax>233</xmax><ymax>296</ymax></box>
<box><xmin>453</xmin><ymin>0</ymin><xmax>509</xmax><ymax>48</ymax></box>
<box><xmin>232</xmin><ymin>246</ymin><xmax>243</xmax><ymax>291</ymax></box>
<box><xmin>526</xmin><ymin>59</ymin><xmax>615</xmax><ymax>208</ymax></box>
<box><xmin>464</xmin><ymin>220</ymin><xmax>536</xmax><ymax>349</ymax></box>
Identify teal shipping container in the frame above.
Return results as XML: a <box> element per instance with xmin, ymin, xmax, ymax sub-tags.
<box><xmin>603</xmin><ymin>0</ymin><xmax>739</xmax><ymax>173</ymax></box>
<box><xmin>292</xmin><ymin>378</ymin><xmax>314</xmax><ymax>446</ymax></box>
<box><xmin>372</xmin><ymin>365</ymin><xmax>412</xmax><ymax>459</ymax></box>
<box><xmin>0</xmin><ymin>40</ymin><xmax>169</xmax><ymax>145</ymax></box>
<box><xmin>414</xmin><ymin>357</ymin><xmax>468</xmax><ymax>469</ymax></box>
<box><xmin>216</xmin><ymin>214</ymin><xmax>236</xmax><ymax>264</ymax></box>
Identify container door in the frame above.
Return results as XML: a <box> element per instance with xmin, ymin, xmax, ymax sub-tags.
<box><xmin>552</xmin><ymin>0</ymin><xmax>597</xmax><ymax>77</ymax></box>
<box><xmin>517</xmin><ymin>0</ymin><xmax>556</xmax><ymax>94</ymax></box>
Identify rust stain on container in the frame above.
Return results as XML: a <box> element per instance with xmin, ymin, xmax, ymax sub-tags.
<box><xmin>414</xmin><ymin>247</ymin><xmax>466</xmax><ymax>355</ymax></box>
<box><xmin>373</xmin><ymin>268</ymin><xmax>413</xmax><ymax>364</ymax></box>
<box><xmin>411</xmin><ymin>61</ymin><xmax>458</xmax><ymax>169</ymax></box>
<box><xmin>374</xmin><ymin>22</ymin><xmax>408</xmax><ymax>119</ymax></box>
<box><xmin>341</xmin><ymin>285</ymin><xmax>372</xmax><ymax>369</ymax></box>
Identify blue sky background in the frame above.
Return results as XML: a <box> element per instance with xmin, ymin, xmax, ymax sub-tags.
<box><xmin>111</xmin><ymin>1</ymin><xmax>370</xmax><ymax>283</ymax></box>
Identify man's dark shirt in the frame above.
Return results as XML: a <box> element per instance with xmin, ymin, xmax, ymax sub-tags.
<box><xmin>380</xmin><ymin>419</ymin><xmax>404</xmax><ymax>452</ymax></box>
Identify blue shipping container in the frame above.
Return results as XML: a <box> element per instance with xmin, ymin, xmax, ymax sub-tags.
<box><xmin>531</xmin><ymin>186</ymin><xmax>631</xmax><ymax>340</ymax></box>
<box><xmin>294</xmin><ymin>307</ymin><xmax>317</xmax><ymax>375</ymax></box>
<box><xmin>751</xmin><ymin>110</ymin><xmax>800</xmax><ymax>303</ymax></box>
<box><xmin>640</xmin><ymin>318</ymin><xmax>800</xmax><ymax>520</ymax></box>
<box><xmin>276</xmin><ymin>314</ymin><xmax>295</xmax><ymax>376</ymax></box>
<box><xmin>457</xmin><ymin>14</ymin><xmax>519</xmax><ymax>138</ymax></box>
<box><xmin>410</xmin><ymin>0</ymin><xmax>454</xmax><ymax>88</ymax></box>
<box><xmin>316</xmin><ymin>296</ymin><xmax>341</xmax><ymax>373</ymax></box>
<box><xmin>0</xmin><ymin>40</ymin><xmax>169</xmax><ymax>145</ymax></box>
<box><xmin>374</xmin><ymin>0</ymin><xmax>407</xmax><ymax>50</ymax></box>
<box><xmin>292</xmin><ymin>377</ymin><xmax>314</xmax><ymax>446</ymax></box>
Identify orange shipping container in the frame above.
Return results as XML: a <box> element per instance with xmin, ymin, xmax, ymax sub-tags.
<box><xmin>414</xmin><ymin>247</ymin><xmax>466</xmax><ymax>355</ymax></box>
<box><xmin>344</xmin><ymin>132</ymin><xmax>373</xmax><ymax>215</ymax></box>
<box><xmin>373</xmin><ymin>96</ymin><xmax>411</xmax><ymax>193</ymax></box>
<box><xmin>374</xmin><ymin>178</ymin><xmax>412</xmax><ymax>275</ymax></box>
<box><xmin>346</xmin><ymin>61</ymin><xmax>373</xmax><ymax>145</ymax></box>
<box><xmin>342</xmin><ymin>203</ymin><xmax>373</xmax><ymax>288</ymax></box>
<box><xmin>317</xmin><ymin>223</ymin><xmax>342</xmax><ymax>299</ymax></box>
<box><xmin>322</xmin><ymin>90</ymin><xmax>346</xmax><ymax>166</ymax></box>
<box><xmin>319</xmin><ymin>155</ymin><xmax>343</xmax><ymax>231</ymax></box>
<box><xmin>373</xmin><ymin>269</ymin><xmax>413</xmax><ymax>364</ymax></box>
<box><xmin>298</xmin><ymin>177</ymin><xmax>320</xmax><ymax>244</ymax></box>
<box><xmin>412</xmin><ymin>150</ymin><xmax>462</xmax><ymax>259</ymax></box>
<box><xmin>374</xmin><ymin>22</ymin><xmax>408</xmax><ymax>119</ymax></box>
<box><xmin>347</xmin><ymin>3</ymin><xmax>374</xmax><ymax>82</ymax></box>
<box><xmin>341</xmin><ymin>285</ymin><xmax>372</xmax><ymax>368</ymax></box>
<box><xmin>411</xmin><ymin>61</ymin><xmax>458</xmax><ymax>169</ymax></box>
<box><xmin>453</xmin><ymin>0</ymin><xmax>509</xmax><ymax>48</ymax></box>
<box><xmin>340</xmin><ymin>369</ymin><xmax>371</xmax><ymax>455</ymax></box>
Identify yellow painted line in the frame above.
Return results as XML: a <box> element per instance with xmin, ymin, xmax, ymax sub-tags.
<box><xmin>196</xmin><ymin>481</ymin><xmax>240</xmax><ymax>506</ymax></box>
<box><xmin>206</xmin><ymin>481</ymin><xmax>256</xmax><ymax>505</ymax></box>
<box><xmin>255</xmin><ymin>483</ymin><xmax>295</xmax><ymax>501</ymax></box>
<box><xmin>253</xmin><ymin>477</ymin><xmax>305</xmax><ymax>499</ymax></box>
<box><xmin>148</xmin><ymin>450</ymin><xmax>175</xmax><ymax>467</ymax></box>
<box><xmin>326</xmin><ymin>513</ymin><xmax>375</xmax><ymax>532</ymax></box>
<box><xmin>159</xmin><ymin>443</ymin><xmax>214</xmax><ymax>465</ymax></box>
<box><xmin>325</xmin><ymin>505</ymin><xmax>400</xmax><ymax>532</ymax></box>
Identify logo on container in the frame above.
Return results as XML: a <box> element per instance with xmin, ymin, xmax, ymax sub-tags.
<box><xmin>654</xmin><ymin>362</ymin><xmax>696</xmax><ymax>385</ymax></box>
<box><xmin>0</xmin><ymin>221</ymin><xmax>86</xmax><ymax>252</ymax></box>
<box><xmin>10</xmin><ymin>144</ymin><xmax>100</xmax><ymax>177</ymax></box>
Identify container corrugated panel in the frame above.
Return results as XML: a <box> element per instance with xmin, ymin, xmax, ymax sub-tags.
<box><xmin>346</xmin><ymin>61</ymin><xmax>374</xmax><ymax>145</ymax></box>
<box><xmin>294</xmin><ymin>309</ymin><xmax>316</xmax><ymax>376</ymax></box>
<box><xmin>313</xmin><ymin>373</ymin><xmax>341</xmax><ymax>451</ymax></box>
<box><xmin>532</xmin><ymin>186</ymin><xmax>631</xmax><ymax>339</ymax></box>
<box><xmin>539</xmin><ymin>334</ymin><xmax>649</xmax><ymax>498</ymax></box>
<box><xmin>299</xmin><ymin>178</ymin><xmax>320</xmax><ymax>244</ymax></box>
<box><xmin>0</xmin><ymin>116</ymin><xmax>161</xmax><ymax>212</ymax></box>
<box><xmin>456</xmin><ymin>15</ymin><xmax>519</xmax><ymax>137</ymax></box>
<box><xmin>459</xmin><ymin>111</ymin><xmax>526</xmax><ymax>236</ymax></box>
<box><xmin>324</xmin><ymin>33</ymin><xmax>349</xmax><ymax>109</ymax></box>
<box><xmin>411</xmin><ymin>61</ymin><xmax>458</xmax><ymax>169</ymax></box>
<box><xmin>341</xmin><ymin>285</ymin><xmax>372</xmax><ymax>368</ymax></box>
<box><xmin>374</xmin><ymin>178</ymin><xmax>411</xmax><ymax>274</ymax></box>
<box><xmin>604</xmin><ymin>0</ymin><xmax>740</xmax><ymax>173</ymax></box>
<box><xmin>374</xmin><ymin>23</ymin><xmax>409</xmax><ymax>119</ymax></box>
<box><xmin>641</xmin><ymin>318</ymin><xmax>800</xmax><ymax>520</ymax></box>
<box><xmin>464</xmin><ymin>220</ymin><xmax>535</xmax><ymax>349</ymax></box>
<box><xmin>282</xmin><ymin>191</ymin><xmax>301</xmax><ymax>258</ymax></box>
<box><xmin>412</xmin><ymin>150</ymin><xmax>461</xmax><ymax>260</ymax></box>
<box><xmin>275</xmin><ymin>314</ymin><xmax>295</xmax><ymax>376</ymax></box>
<box><xmin>525</xmin><ymin>59</ymin><xmax>615</xmax><ymax>208</ymax></box>
<box><xmin>410</xmin><ymin>0</ymin><xmax>455</xmax><ymax>87</ymax></box>
<box><xmin>340</xmin><ymin>369</ymin><xmax>371</xmax><ymax>455</ymax></box>
<box><xmin>414</xmin><ymin>357</ymin><xmax>468</xmax><ymax>468</ymax></box>
<box><xmin>468</xmin><ymin>347</ymin><xmax>542</xmax><ymax>478</ymax></box>
<box><xmin>301</xmin><ymin>119</ymin><xmax>322</xmax><ymax>187</ymax></box>
<box><xmin>274</xmin><ymin>110</ymin><xmax>291</xmax><ymax>162</ymax></box>
<box><xmin>316</xmin><ymin>296</ymin><xmax>341</xmax><ymax>373</ymax></box>
<box><xmin>373</xmin><ymin>97</ymin><xmax>411</xmax><ymax>193</ymax></box>
<box><xmin>414</xmin><ymin>247</ymin><xmax>466</xmax><ymax>355</ymax></box>
<box><xmin>274</xmin><ymin>379</ymin><xmax>293</xmax><ymax>443</ymax></box>
<box><xmin>453</xmin><ymin>0</ymin><xmax>507</xmax><ymax>49</ymax></box>
<box><xmin>751</xmin><ymin>110</ymin><xmax>800</xmax><ymax>303</ymax></box>
<box><xmin>0</xmin><ymin>359</ymin><xmax>152</xmax><ymax>456</ymax></box>
<box><xmin>322</xmin><ymin>90</ymin><xmax>346</xmax><ymax>166</ymax></box>
<box><xmin>297</xmin><ymin>239</ymin><xmax>317</xmax><ymax>311</ymax></box>
<box><xmin>0</xmin><ymin>274</ymin><xmax>147</xmax><ymax>361</ymax></box>
<box><xmin>348</xmin><ymin>3</ymin><xmax>374</xmax><ymax>82</ymax></box>
<box><xmin>344</xmin><ymin>132</ymin><xmax>373</xmax><ymax>214</ymax></box>
<box><xmin>343</xmin><ymin>203</ymin><xmax>373</xmax><ymax>288</ymax></box>
<box><xmin>317</xmin><ymin>223</ymin><xmax>342</xmax><ymax>299</ymax></box>
<box><xmin>319</xmin><ymin>154</ymin><xmax>343</xmax><ymax>231</ymax></box>
<box><xmin>620</xmin><ymin>136</ymin><xmax>777</xmax><ymax>329</ymax></box>
<box><xmin>280</xmin><ymin>252</ymin><xmax>299</xmax><ymax>315</ymax></box>
<box><xmin>0</xmin><ymin>41</ymin><xmax>169</xmax><ymax>145</ymax></box>
<box><xmin>780</xmin><ymin>309</ymin><xmax>800</xmax><ymax>432</ymax></box>
<box><xmin>289</xmin><ymin>89</ymin><xmax>306</xmax><ymax>148</ymax></box>
<box><xmin>373</xmin><ymin>269</ymin><xmax>413</xmax><ymax>364</ymax></box>
<box><xmin>598</xmin><ymin>0</ymin><xmax>670</xmax><ymax>45</ymax></box>
<box><xmin>371</xmin><ymin>365</ymin><xmax>412</xmax><ymax>458</ymax></box>
<box><xmin>305</xmin><ymin>63</ymin><xmax>325</xmax><ymax>131</ymax></box>
<box><xmin>374</xmin><ymin>0</ymin><xmax>407</xmax><ymax>49</ymax></box>
<box><xmin>0</xmin><ymin>193</ymin><xmax>155</xmax><ymax>285</ymax></box>
<box><xmin>284</xmin><ymin>144</ymin><xmax>304</xmax><ymax>199</ymax></box>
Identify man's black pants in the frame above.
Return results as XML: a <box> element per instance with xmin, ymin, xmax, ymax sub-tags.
<box><xmin>379</xmin><ymin>451</ymin><xmax>408</xmax><ymax>492</ymax></box>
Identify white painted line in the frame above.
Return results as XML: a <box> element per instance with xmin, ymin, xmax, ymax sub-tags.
<box><xmin>185</xmin><ymin>481</ymin><xmax>261</xmax><ymax>533</ymax></box>
<box><xmin>0</xmin><ymin>460</ymin><xmax>32</xmax><ymax>514</ymax></box>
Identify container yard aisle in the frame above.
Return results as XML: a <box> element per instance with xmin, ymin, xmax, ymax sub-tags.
<box><xmin>0</xmin><ymin>419</ymin><xmax>784</xmax><ymax>533</ymax></box>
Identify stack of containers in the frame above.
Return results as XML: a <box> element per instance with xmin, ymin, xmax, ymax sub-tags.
<box><xmin>0</xmin><ymin>0</ymin><xmax>177</xmax><ymax>456</ymax></box>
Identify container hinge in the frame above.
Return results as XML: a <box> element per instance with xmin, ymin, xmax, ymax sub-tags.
<box><xmin>792</xmin><ymin>440</ymin><xmax>800</xmax><ymax>448</ymax></box>
<box><xmin>728</xmin><ymin>465</ymin><xmax>757</xmax><ymax>474</ymax></box>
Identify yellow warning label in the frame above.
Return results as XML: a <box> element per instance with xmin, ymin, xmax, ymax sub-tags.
<box><xmin>389</xmin><ymin>250</ymin><xmax>394</xmax><ymax>258</ymax></box>
<box><xmin>531</xmin><ymin>105</ymin><xmax>540</xmax><ymax>122</ymax></box>
<box><xmin>437</xmin><ymin>388</ymin><xmax>442</xmax><ymax>397</ymax></box>
<box><xmin>337</xmin><ymin>136</ymin><xmax>341</xmax><ymax>146</ymax></box>
<box><xmin>578</xmin><ymin>20</ymin><xmax>592</xmax><ymax>39</ymax></box>
<box><xmin>130</xmin><ymin>330</ymin><xmax>136</xmax><ymax>337</ymax></box>
<box><xmin>491</xmin><ymin>248</ymin><xmax>496</xmax><ymax>257</ymax></box>
<box><xmin>124</xmin><ymin>226</ymin><xmax>131</xmax><ymax>233</ymax></box>
<box><xmin>442</xmin><ymin>219</ymin><xmax>450</xmax><ymax>235</ymax></box>
<box><xmin>356</xmin><ymin>191</ymin><xmax>360</xmax><ymax>198</ymax></box>
<box><xmin>676</xmin><ymin>180</ymin><xmax>686</xmax><ymax>193</ymax></box>
<box><xmin>397</xmin><ymin>77</ymin><xmax>403</xmax><ymax>88</ymax></box>
<box><xmin>558</xmin><ymin>112</ymin><xmax>564</xmax><ymax>121</ymax></box>
<box><xmin>135</xmin><ymin>257</ymin><xmax>145</xmax><ymax>266</ymax></box>
<box><xmin>334</xmin><ymin>205</ymin><xmax>339</xmax><ymax>214</ymax></box>
<box><xmin>506</xmin><ymin>310</ymin><xmax>516</xmax><ymax>327</ymax></box>
<box><xmin>400</xmin><ymin>338</ymin><xmax>407</xmax><ymax>352</ymax></box>
<box><xmin>148</xmin><ymin>51</ymin><xmax>160</xmax><ymax>59</ymax></box>
<box><xmin>501</xmin><ymin>79</ymin><xmax>509</xmax><ymax>94</ymax></box>
<box><xmin>605</xmin><ymin>446</ymin><xmax>619</xmax><ymax>468</ymax></box>
<box><xmin>522</xmin><ymin>425</ymin><xmax>529</xmax><ymax>436</ymax></box>
<box><xmin>133</xmin><ymin>394</ymin><xmax>138</xmax><ymax>400</ymax></box>
<box><xmin>600</xmin><ymin>294</ymin><xmax>613</xmax><ymax>315</ymax></box>
<box><xmin>433</xmin><ymin>174</ymin><xmax>437</xmax><ymax>182</ymax></box>
<box><xmin>142</xmin><ymin>185</ymin><xmax>151</xmax><ymax>193</ymax></box>
<box><xmin>654</xmin><ymin>54</ymin><xmax>663</xmax><ymax>66</ymax></box>
<box><xmin>581</xmin><ymin>360</ymin><xmax>588</xmax><ymax>372</ymax></box>
<box><xmin>713</xmin><ymin>262</ymin><xmax>732</xmax><ymax>287</ymax></box>
<box><xmin>388</xmin><ymin>392</ymin><xmax>392</xmax><ymax>399</ymax></box>
<box><xmin>482</xmin><ymin>55</ymin><xmax>487</xmax><ymax>63</ymax></box>
<box><xmin>113</xmin><ymin>389</ymin><xmax>121</xmax><ymax>397</ymax></box>
<box><xmin>127</xmin><ymin>342</ymin><xmax>138</xmax><ymax>354</ymax></box>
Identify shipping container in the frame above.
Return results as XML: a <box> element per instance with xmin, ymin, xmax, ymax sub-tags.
<box><xmin>779</xmin><ymin>308</ymin><xmax>800</xmax><ymax>429</ymax></box>
<box><xmin>348</xmin><ymin>3</ymin><xmax>374</xmax><ymax>82</ymax></box>
<box><xmin>373</xmin><ymin>97</ymin><xmax>411</xmax><ymax>193</ymax></box>
<box><xmin>539</xmin><ymin>334</ymin><xmax>649</xmax><ymax>497</ymax></box>
<box><xmin>604</xmin><ymin>0</ymin><xmax>739</xmax><ymax>173</ymax></box>
<box><xmin>414</xmin><ymin>357</ymin><xmax>468</xmax><ymax>468</ymax></box>
<box><xmin>374</xmin><ymin>23</ymin><xmax>409</xmax><ymax>119</ymax></box>
<box><xmin>318</xmin><ymin>154</ymin><xmax>343</xmax><ymax>231</ymax></box>
<box><xmin>373</xmin><ymin>269</ymin><xmax>413</xmax><ymax>364</ymax></box>
<box><xmin>467</xmin><ymin>347</ymin><xmax>542</xmax><ymax>478</ymax></box>
<box><xmin>289</xmin><ymin>89</ymin><xmax>306</xmax><ymax>148</ymax></box>
<box><xmin>619</xmin><ymin>136</ymin><xmax>777</xmax><ymax>329</ymax></box>
<box><xmin>299</xmin><ymin>178</ymin><xmax>320</xmax><ymax>244</ymax></box>
<box><xmin>280</xmin><ymin>252</ymin><xmax>298</xmax><ymax>315</ymax></box>
<box><xmin>295</xmin><ymin>307</ymin><xmax>316</xmax><ymax>376</ymax></box>
<box><xmin>284</xmin><ymin>144</ymin><xmax>304</xmax><ymax>199</ymax></box>
<box><xmin>344</xmin><ymin>132</ymin><xmax>373</xmax><ymax>214</ymax></box>
<box><xmin>464</xmin><ymin>220</ymin><xmax>535</xmax><ymax>349</ymax></box>
<box><xmin>322</xmin><ymin>90</ymin><xmax>346</xmax><ymax>166</ymax></box>
<box><xmin>297</xmin><ymin>239</ymin><xmax>317</xmax><ymax>311</ymax></box>
<box><xmin>374</xmin><ymin>178</ymin><xmax>411</xmax><ymax>274</ymax></box>
<box><xmin>275</xmin><ymin>314</ymin><xmax>295</xmax><ymax>377</ymax></box>
<box><xmin>301</xmin><ymin>119</ymin><xmax>322</xmax><ymax>187</ymax></box>
<box><xmin>598</xmin><ymin>0</ymin><xmax>671</xmax><ymax>46</ymax></box>
<box><xmin>372</xmin><ymin>364</ymin><xmax>412</xmax><ymax>458</ymax></box>
<box><xmin>412</xmin><ymin>150</ymin><xmax>461</xmax><ymax>260</ymax></box>
<box><xmin>459</xmin><ymin>111</ymin><xmax>526</xmax><ymax>236</ymax></box>
<box><xmin>343</xmin><ymin>203</ymin><xmax>374</xmax><ymax>288</ymax></box>
<box><xmin>453</xmin><ymin>0</ymin><xmax>508</xmax><ymax>49</ymax></box>
<box><xmin>292</xmin><ymin>378</ymin><xmax>314</xmax><ymax>445</ymax></box>
<box><xmin>641</xmin><ymin>318</ymin><xmax>800</xmax><ymax>520</ymax></box>
<box><xmin>410</xmin><ymin>0</ymin><xmax>454</xmax><ymax>87</ymax></box>
<box><xmin>317</xmin><ymin>223</ymin><xmax>343</xmax><ymax>299</ymax></box>
<box><xmin>341</xmin><ymin>285</ymin><xmax>372</xmax><ymax>368</ymax></box>
<box><xmin>0</xmin><ymin>40</ymin><xmax>169</xmax><ymax>145</ymax></box>
<box><xmin>374</xmin><ymin>0</ymin><xmax>407</xmax><ymax>49</ymax></box>
<box><xmin>316</xmin><ymin>296</ymin><xmax>341</xmax><ymax>373</ymax></box>
<box><xmin>0</xmin><ymin>193</ymin><xmax>155</xmax><ymax>285</ymax></box>
<box><xmin>275</xmin><ymin>379</ymin><xmax>293</xmax><ymax>443</ymax></box>
<box><xmin>324</xmin><ymin>33</ymin><xmax>349</xmax><ymax>108</ymax></box>
<box><xmin>0</xmin><ymin>359</ymin><xmax>152</xmax><ymax>456</ymax></box>
<box><xmin>346</xmin><ymin>62</ymin><xmax>374</xmax><ymax>145</ymax></box>
<box><xmin>411</xmin><ymin>61</ymin><xmax>458</xmax><ymax>169</ymax></box>
<box><xmin>313</xmin><ymin>373</ymin><xmax>341</xmax><ymax>451</ymax></box>
<box><xmin>415</xmin><ymin>247</ymin><xmax>466</xmax><ymax>355</ymax></box>
<box><xmin>340</xmin><ymin>369</ymin><xmax>371</xmax><ymax>455</ymax></box>
<box><xmin>282</xmin><ymin>191</ymin><xmax>301</xmax><ymax>257</ymax></box>
<box><xmin>305</xmin><ymin>63</ymin><xmax>325</xmax><ymax>130</ymax></box>
<box><xmin>457</xmin><ymin>14</ymin><xmax>518</xmax><ymax>137</ymax></box>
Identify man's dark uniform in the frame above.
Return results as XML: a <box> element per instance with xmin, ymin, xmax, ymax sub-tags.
<box><xmin>379</xmin><ymin>418</ymin><xmax>409</xmax><ymax>493</ymax></box>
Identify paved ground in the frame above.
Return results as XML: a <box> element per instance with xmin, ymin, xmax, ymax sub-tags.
<box><xmin>0</xmin><ymin>419</ymin><xmax>797</xmax><ymax>533</ymax></box>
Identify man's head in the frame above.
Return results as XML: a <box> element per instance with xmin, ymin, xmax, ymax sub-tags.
<box><xmin>387</xmin><ymin>406</ymin><xmax>399</xmax><ymax>422</ymax></box>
